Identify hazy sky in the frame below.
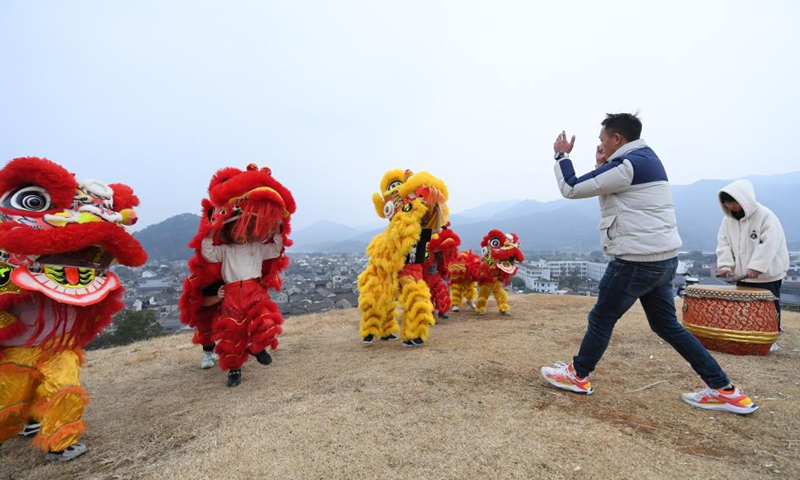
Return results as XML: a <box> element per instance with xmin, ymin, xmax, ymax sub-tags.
<box><xmin>2</xmin><ymin>1</ymin><xmax>798</xmax><ymax>231</ymax></box>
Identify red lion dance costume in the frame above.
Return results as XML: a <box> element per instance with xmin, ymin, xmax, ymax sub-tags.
<box><xmin>179</xmin><ymin>197</ymin><xmax>223</xmax><ymax>370</ymax></box>
<box><xmin>448</xmin><ymin>249</ymin><xmax>482</xmax><ymax>312</ymax></box>
<box><xmin>179</xmin><ymin>164</ymin><xmax>294</xmax><ymax>387</ymax></box>
<box><xmin>476</xmin><ymin>229</ymin><xmax>524</xmax><ymax>316</ymax></box>
<box><xmin>0</xmin><ymin>157</ymin><xmax>146</xmax><ymax>461</ymax></box>
<box><xmin>421</xmin><ymin>227</ymin><xmax>461</xmax><ymax>320</ymax></box>
<box><xmin>357</xmin><ymin>169</ymin><xmax>449</xmax><ymax>347</ymax></box>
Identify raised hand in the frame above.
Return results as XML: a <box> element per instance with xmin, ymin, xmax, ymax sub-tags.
<box><xmin>553</xmin><ymin>130</ymin><xmax>576</xmax><ymax>154</ymax></box>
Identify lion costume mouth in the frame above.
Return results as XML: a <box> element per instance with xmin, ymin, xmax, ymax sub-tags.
<box><xmin>6</xmin><ymin>246</ymin><xmax>120</xmax><ymax>306</ymax></box>
<box><xmin>497</xmin><ymin>259</ymin><xmax>518</xmax><ymax>275</ymax></box>
<box><xmin>493</xmin><ymin>245</ymin><xmax>521</xmax><ymax>275</ymax></box>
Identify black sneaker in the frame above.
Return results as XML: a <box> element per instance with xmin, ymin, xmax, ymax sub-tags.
<box><xmin>411</xmin><ymin>338</ymin><xmax>425</xmax><ymax>347</ymax></box>
<box><xmin>253</xmin><ymin>349</ymin><xmax>273</xmax><ymax>366</ymax></box>
<box><xmin>19</xmin><ymin>421</ymin><xmax>41</xmax><ymax>438</ymax></box>
<box><xmin>437</xmin><ymin>312</ymin><xmax>451</xmax><ymax>320</ymax></box>
<box><xmin>500</xmin><ymin>311</ymin><xmax>511</xmax><ymax>316</ymax></box>
<box><xmin>380</xmin><ymin>333</ymin><xmax>398</xmax><ymax>341</ymax></box>
<box><xmin>362</xmin><ymin>334</ymin><xmax>375</xmax><ymax>344</ymax></box>
<box><xmin>401</xmin><ymin>340</ymin><xmax>415</xmax><ymax>347</ymax></box>
<box><xmin>45</xmin><ymin>443</ymin><xmax>87</xmax><ymax>462</ymax></box>
<box><xmin>227</xmin><ymin>369</ymin><xmax>242</xmax><ymax>388</ymax></box>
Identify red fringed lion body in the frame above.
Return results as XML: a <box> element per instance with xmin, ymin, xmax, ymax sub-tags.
<box><xmin>448</xmin><ymin>249</ymin><xmax>483</xmax><ymax>312</ymax></box>
<box><xmin>476</xmin><ymin>229</ymin><xmax>524</xmax><ymax>315</ymax></box>
<box><xmin>179</xmin><ymin>164</ymin><xmax>295</xmax><ymax>378</ymax></box>
<box><xmin>421</xmin><ymin>227</ymin><xmax>461</xmax><ymax>318</ymax></box>
<box><xmin>0</xmin><ymin>157</ymin><xmax>146</xmax><ymax>459</ymax></box>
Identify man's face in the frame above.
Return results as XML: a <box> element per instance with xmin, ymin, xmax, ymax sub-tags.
<box><xmin>599</xmin><ymin>127</ymin><xmax>624</xmax><ymax>158</ymax></box>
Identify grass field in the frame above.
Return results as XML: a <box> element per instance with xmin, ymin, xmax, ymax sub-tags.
<box><xmin>2</xmin><ymin>293</ymin><xmax>797</xmax><ymax>480</ymax></box>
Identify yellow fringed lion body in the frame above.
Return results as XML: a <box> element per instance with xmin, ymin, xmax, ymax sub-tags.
<box><xmin>357</xmin><ymin>169</ymin><xmax>449</xmax><ymax>344</ymax></box>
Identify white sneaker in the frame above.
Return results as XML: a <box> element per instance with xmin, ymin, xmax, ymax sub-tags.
<box><xmin>681</xmin><ymin>385</ymin><xmax>758</xmax><ymax>415</ymax></box>
<box><xmin>451</xmin><ymin>306</ymin><xmax>460</xmax><ymax>312</ymax></box>
<box><xmin>468</xmin><ymin>301</ymin><xmax>477</xmax><ymax>310</ymax></box>
<box><xmin>200</xmin><ymin>351</ymin><xmax>218</xmax><ymax>369</ymax></box>
<box><xmin>45</xmin><ymin>443</ymin><xmax>87</xmax><ymax>462</ymax></box>
<box><xmin>541</xmin><ymin>361</ymin><xmax>594</xmax><ymax>395</ymax></box>
<box><xmin>19</xmin><ymin>421</ymin><xmax>41</xmax><ymax>437</ymax></box>
<box><xmin>769</xmin><ymin>343</ymin><xmax>779</xmax><ymax>352</ymax></box>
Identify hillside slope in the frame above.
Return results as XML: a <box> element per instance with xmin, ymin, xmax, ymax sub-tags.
<box><xmin>2</xmin><ymin>295</ymin><xmax>798</xmax><ymax>480</ymax></box>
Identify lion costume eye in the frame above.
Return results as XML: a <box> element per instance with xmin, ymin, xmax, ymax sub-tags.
<box><xmin>383</xmin><ymin>201</ymin><xmax>395</xmax><ymax>219</ymax></box>
<box><xmin>0</xmin><ymin>186</ymin><xmax>52</xmax><ymax>212</ymax></box>
<box><xmin>489</xmin><ymin>238</ymin><xmax>501</xmax><ymax>248</ymax></box>
<box><xmin>387</xmin><ymin>180</ymin><xmax>403</xmax><ymax>191</ymax></box>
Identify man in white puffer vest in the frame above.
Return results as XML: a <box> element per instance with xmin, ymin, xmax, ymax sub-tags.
<box><xmin>716</xmin><ymin>179</ymin><xmax>789</xmax><ymax>332</ymax></box>
<box><xmin>540</xmin><ymin>112</ymin><xmax>759</xmax><ymax>415</ymax></box>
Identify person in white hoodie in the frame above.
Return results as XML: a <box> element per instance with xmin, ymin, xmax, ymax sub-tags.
<box><xmin>716</xmin><ymin>179</ymin><xmax>789</xmax><ymax>331</ymax></box>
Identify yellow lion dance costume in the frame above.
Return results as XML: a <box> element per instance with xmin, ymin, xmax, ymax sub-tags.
<box><xmin>0</xmin><ymin>157</ymin><xmax>146</xmax><ymax>462</ymax></box>
<box><xmin>357</xmin><ymin>169</ymin><xmax>448</xmax><ymax>347</ymax></box>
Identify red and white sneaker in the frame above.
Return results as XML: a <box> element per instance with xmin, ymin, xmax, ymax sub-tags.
<box><xmin>681</xmin><ymin>385</ymin><xmax>759</xmax><ymax>415</ymax></box>
<box><xmin>541</xmin><ymin>361</ymin><xmax>593</xmax><ymax>395</ymax></box>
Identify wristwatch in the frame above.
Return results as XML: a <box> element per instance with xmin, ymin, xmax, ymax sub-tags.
<box><xmin>554</xmin><ymin>151</ymin><xmax>568</xmax><ymax>161</ymax></box>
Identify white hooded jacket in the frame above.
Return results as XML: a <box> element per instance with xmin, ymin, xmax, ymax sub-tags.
<box><xmin>716</xmin><ymin>179</ymin><xmax>789</xmax><ymax>283</ymax></box>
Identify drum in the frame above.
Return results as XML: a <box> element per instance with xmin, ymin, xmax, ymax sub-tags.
<box><xmin>681</xmin><ymin>285</ymin><xmax>778</xmax><ymax>356</ymax></box>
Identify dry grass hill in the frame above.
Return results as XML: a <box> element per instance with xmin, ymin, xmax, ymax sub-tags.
<box><xmin>2</xmin><ymin>294</ymin><xmax>798</xmax><ymax>480</ymax></box>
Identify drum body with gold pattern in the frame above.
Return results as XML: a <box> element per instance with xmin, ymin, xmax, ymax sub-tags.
<box><xmin>681</xmin><ymin>285</ymin><xmax>778</xmax><ymax>356</ymax></box>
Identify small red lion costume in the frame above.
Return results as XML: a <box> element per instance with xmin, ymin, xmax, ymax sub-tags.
<box><xmin>0</xmin><ymin>157</ymin><xmax>146</xmax><ymax>457</ymax></box>
<box><xmin>179</xmin><ymin>164</ymin><xmax>295</xmax><ymax>372</ymax></box>
<box><xmin>476</xmin><ymin>229</ymin><xmax>524</xmax><ymax>315</ymax></box>
<box><xmin>421</xmin><ymin>227</ymin><xmax>461</xmax><ymax>317</ymax></box>
<box><xmin>448</xmin><ymin>249</ymin><xmax>483</xmax><ymax>312</ymax></box>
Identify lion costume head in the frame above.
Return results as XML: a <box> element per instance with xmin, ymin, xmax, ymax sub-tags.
<box><xmin>0</xmin><ymin>157</ymin><xmax>146</xmax><ymax>347</ymax></box>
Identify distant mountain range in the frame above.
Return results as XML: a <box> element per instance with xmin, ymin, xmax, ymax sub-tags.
<box><xmin>134</xmin><ymin>213</ymin><xmax>201</xmax><ymax>262</ymax></box>
<box><xmin>135</xmin><ymin>172</ymin><xmax>800</xmax><ymax>262</ymax></box>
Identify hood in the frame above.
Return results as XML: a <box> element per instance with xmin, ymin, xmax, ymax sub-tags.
<box><xmin>718</xmin><ymin>179</ymin><xmax>758</xmax><ymax>219</ymax></box>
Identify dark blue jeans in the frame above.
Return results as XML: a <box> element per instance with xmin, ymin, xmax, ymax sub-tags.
<box><xmin>573</xmin><ymin>257</ymin><xmax>730</xmax><ymax>389</ymax></box>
